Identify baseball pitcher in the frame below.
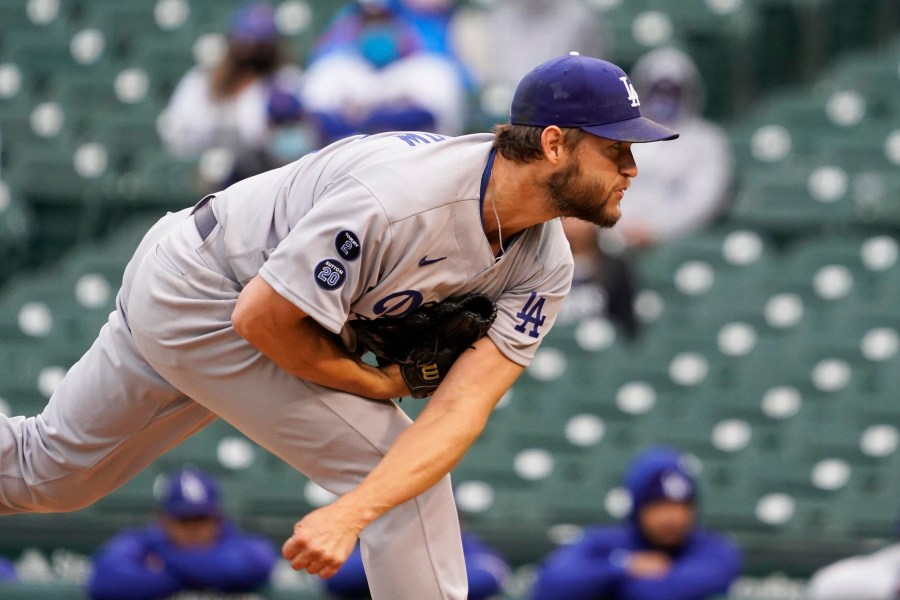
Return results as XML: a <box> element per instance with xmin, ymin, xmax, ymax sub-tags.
<box><xmin>0</xmin><ymin>54</ymin><xmax>677</xmax><ymax>599</ymax></box>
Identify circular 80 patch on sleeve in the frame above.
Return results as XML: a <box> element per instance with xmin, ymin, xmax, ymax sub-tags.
<box><xmin>314</xmin><ymin>259</ymin><xmax>347</xmax><ymax>290</ymax></box>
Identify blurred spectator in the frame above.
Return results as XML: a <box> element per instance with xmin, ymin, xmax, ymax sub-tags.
<box><xmin>324</xmin><ymin>529</ymin><xmax>509</xmax><ymax>599</ymax></box>
<box><xmin>394</xmin><ymin>0</ymin><xmax>477</xmax><ymax>92</ymax></box>
<box><xmin>558</xmin><ymin>217</ymin><xmax>639</xmax><ymax>339</ymax></box>
<box><xmin>452</xmin><ymin>0</ymin><xmax>606</xmax><ymax>100</ymax></box>
<box><xmin>615</xmin><ymin>46</ymin><xmax>734</xmax><ymax>248</ymax></box>
<box><xmin>530</xmin><ymin>446</ymin><xmax>741</xmax><ymax>600</ymax></box>
<box><xmin>393</xmin><ymin>0</ymin><xmax>453</xmax><ymax>54</ymax></box>
<box><xmin>86</xmin><ymin>467</ymin><xmax>277</xmax><ymax>600</ymax></box>
<box><xmin>0</xmin><ymin>556</ymin><xmax>16</xmax><ymax>582</ymax></box>
<box><xmin>806</xmin><ymin>517</ymin><xmax>900</xmax><ymax>600</ymax></box>
<box><xmin>301</xmin><ymin>0</ymin><xmax>467</xmax><ymax>144</ymax></box>
<box><xmin>160</xmin><ymin>2</ymin><xmax>307</xmax><ymax>186</ymax></box>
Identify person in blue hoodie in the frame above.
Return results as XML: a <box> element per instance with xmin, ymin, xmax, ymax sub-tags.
<box><xmin>0</xmin><ymin>556</ymin><xmax>16</xmax><ymax>582</ymax></box>
<box><xmin>531</xmin><ymin>446</ymin><xmax>742</xmax><ymax>600</ymax></box>
<box><xmin>86</xmin><ymin>467</ymin><xmax>277</xmax><ymax>600</ymax></box>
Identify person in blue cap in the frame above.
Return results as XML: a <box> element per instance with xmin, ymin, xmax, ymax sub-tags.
<box><xmin>85</xmin><ymin>467</ymin><xmax>277</xmax><ymax>600</ymax></box>
<box><xmin>530</xmin><ymin>446</ymin><xmax>742</xmax><ymax>600</ymax></box>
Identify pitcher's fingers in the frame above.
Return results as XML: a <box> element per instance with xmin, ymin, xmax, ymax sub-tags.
<box><xmin>290</xmin><ymin>549</ymin><xmax>317</xmax><ymax>572</ymax></box>
<box><xmin>305</xmin><ymin>556</ymin><xmax>343</xmax><ymax>579</ymax></box>
<box><xmin>282</xmin><ymin>534</ymin><xmax>305</xmax><ymax>559</ymax></box>
<box><xmin>317</xmin><ymin>563</ymin><xmax>341</xmax><ymax>579</ymax></box>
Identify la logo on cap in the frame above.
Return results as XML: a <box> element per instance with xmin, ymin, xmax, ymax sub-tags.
<box><xmin>619</xmin><ymin>77</ymin><xmax>641</xmax><ymax>108</ymax></box>
<box><xmin>180</xmin><ymin>471</ymin><xmax>210</xmax><ymax>504</ymax></box>
<box><xmin>661</xmin><ymin>471</ymin><xmax>692</xmax><ymax>501</ymax></box>
<box><xmin>509</xmin><ymin>52</ymin><xmax>679</xmax><ymax>143</ymax></box>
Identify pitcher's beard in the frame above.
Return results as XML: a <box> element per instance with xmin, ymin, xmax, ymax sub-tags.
<box><xmin>545</xmin><ymin>160</ymin><xmax>621</xmax><ymax>228</ymax></box>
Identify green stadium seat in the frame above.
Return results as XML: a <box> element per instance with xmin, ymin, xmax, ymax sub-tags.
<box><xmin>0</xmin><ymin>0</ymin><xmax>72</xmax><ymax>40</ymax></box>
<box><xmin>0</xmin><ymin>582</ymin><xmax>86</xmax><ymax>600</ymax></box>
<box><xmin>0</xmin><ymin>108</ymin><xmax>73</xmax><ymax>173</ymax></box>
<box><xmin>840</xmin><ymin>461</ymin><xmax>900</xmax><ymax>537</ymax></box>
<box><xmin>1</xmin><ymin>29</ymin><xmax>81</xmax><ymax>92</ymax></box>
<box><xmin>453</xmin><ymin>434</ymin><xmax>522</xmax><ymax>488</ymax></box>
<box><xmin>827</xmin><ymin>54</ymin><xmax>900</xmax><ymax>121</ymax></box>
<box><xmin>226</xmin><ymin>469</ymin><xmax>316</xmax><ymax>522</ymax></box>
<box><xmin>747</xmin><ymin>92</ymin><xmax>837</xmax><ymax>154</ymax></box>
<box><xmin>535</xmin><ymin>474</ymin><xmax>610</xmax><ymax>526</ymax></box>
<box><xmin>44</xmin><ymin>70</ymin><xmax>129</xmax><ymax>131</ymax></box>
<box><xmin>112</xmin><ymin>148</ymin><xmax>199</xmax><ymax>214</ymax></box>
<box><xmin>777</xmin><ymin>234</ymin><xmax>877</xmax><ymax>294</ymax></box>
<box><xmin>80</xmin><ymin>110</ymin><xmax>164</xmax><ymax>169</ymax></box>
<box><xmin>5</xmin><ymin>144</ymin><xmax>110</xmax><ymax>261</ymax></box>
<box><xmin>853</xmin><ymin>172</ymin><xmax>900</xmax><ymax>227</ymax></box>
<box><xmin>128</xmin><ymin>38</ymin><xmax>195</xmax><ymax>103</ymax></box>
<box><xmin>0</xmin><ymin>73</ymin><xmax>34</xmax><ymax>124</ymax></box>
<box><xmin>188</xmin><ymin>0</ymin><xmax>239</xmax><ymax>31</ymax></box>
<box><xmin>818</xmin><ymin>0</ymin><xmax>899</xmax><ymax>59</ymax></box>
<box><xmin>699</xmin><ymin>484</ymin><xmax>761</xmax><ymax>534</ymax></box>
<box><xmin>730</xmin><ymin>166</ymin><xmax>855</xmax><ymax>236</ymax></box>
<box><xmin>637</xmin><ymin>225</ymin><xmax>777</xmax><ymax>287</ymax></box>
<box><xmin>0</xmin><ymin>337</ymin><xmax>79</xmax><ymax>416</ymax></box>
<box><xmin>667</xmin><ymin>0</ymin><xmax>757</xmax><ymax>117</ymax></box>
<box><xmin>155</xmin><ymin>419</ymin><xmax>249</xmax><ymax>475</ymax></box>
<box><xmin>0</xmin><ymin>271</ymin><xmax>71</xmax><ymax>336</ymax></box>
<box><xmin>80</xmin><ymin>2</ymin><xmax>195</xmax><ymax>61</ymax></box>
<box><xmin>746</xmin><ymin>0</ymin><xmax>816</xmax><ymax>91</ymax></box>
<box><xmin>0</xmin><ymin>179</ymin><xmax>33</xmax><ymax>283</ymax></box>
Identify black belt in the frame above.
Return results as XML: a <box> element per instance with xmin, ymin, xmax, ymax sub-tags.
<box><xmin>194</xmin><ymin>196</ymin><xmax>218</xmax><ymax>241</ymax></box>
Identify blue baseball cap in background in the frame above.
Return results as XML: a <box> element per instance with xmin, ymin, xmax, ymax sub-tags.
<box><xmin>230</xmin><ymin>2</ymin><xmax>278</xmax><ymax>43</ymax></box>
<box><xmin>510</xmin><ymin>52</ymin><xmax>679</xmax><ymax>143</ymax></box>
<box><xmin>159</xmin><ymin>468</ymin><xmax>221</xmax><ymax>519</ymax></box>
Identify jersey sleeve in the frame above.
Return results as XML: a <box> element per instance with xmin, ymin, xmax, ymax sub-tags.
<box><xmin>258</xmin><ymin>177</ymin><xmax>392</xmax><ymax>334</ymax></box>
<box><xmin>488</xmin><ymin>227</ymin><xmax>574</xmax><ymax>366</ymax></box>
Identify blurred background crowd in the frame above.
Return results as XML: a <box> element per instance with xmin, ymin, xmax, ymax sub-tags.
<box><xmin>0</xmin><ymin>0</ymin><xmax>899</xmax><ymax>598</ymax></box>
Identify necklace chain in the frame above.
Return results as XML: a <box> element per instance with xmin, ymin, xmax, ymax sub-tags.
<box><xmin>490</xmin><ymin>170</ymin><xmax>503</xmax><ymax>259</ymax></box>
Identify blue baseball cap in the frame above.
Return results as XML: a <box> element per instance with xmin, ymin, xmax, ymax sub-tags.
<box><xmin>624</xmin><ymin>446</ymin><xmax>696</xmax><ymax>523</ymax></box>
<box><xmin>510</xmin><ymin>52</ymin><xmax>679</xmax><ymax>143</ymax></box>
<box><xmin>230</xmin><ymin>2</ymin><xmax>278</xmax><ymax>43</ymax></box>
<box><xmin>159</xmin><ymin>468</ymin><xmax>221</xmax><ymax>519</ymax></box>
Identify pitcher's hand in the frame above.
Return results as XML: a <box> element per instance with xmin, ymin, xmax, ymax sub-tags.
<box><xmin>282</xmin><ymin>504</ymin><xmax>363</xmax><ymax>578</ymax></box>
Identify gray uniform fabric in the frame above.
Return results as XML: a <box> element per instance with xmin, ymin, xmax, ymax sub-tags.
<box><xmin>0</xmin><ymin>131</ymin><xmax>573</xmax><ymax>599</ymax></box>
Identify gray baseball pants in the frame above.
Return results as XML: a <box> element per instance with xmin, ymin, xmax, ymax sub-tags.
<box><xmin>0</xmin><ymin>207</ymin><xmax>467</xmax><ymax>600</ymax></box>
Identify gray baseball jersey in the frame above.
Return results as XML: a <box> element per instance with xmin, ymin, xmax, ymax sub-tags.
<box><xmin>0</xmin><ymin>131</ymin><xmax>573</xmax><ymax>600</ymax></box>
<box><xmin>215</xmin><ymin>131</ymin><xmax>574</xmax><ymax>364</ymax></box>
